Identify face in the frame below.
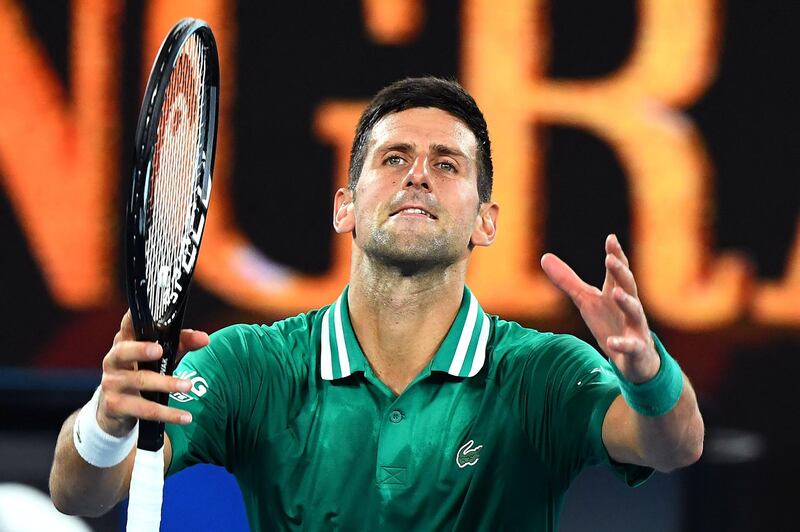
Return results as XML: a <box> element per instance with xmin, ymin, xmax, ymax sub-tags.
<box><xmin>334</xmin><ymin>107</ymin><xmax>497</xmax><ymax>273</ymax></box>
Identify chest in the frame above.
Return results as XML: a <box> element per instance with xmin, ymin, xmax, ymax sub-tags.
<box><xmin>244</xmin><ymin>376</ymin><xmax>548</xmax><ymax>530</ymax></box>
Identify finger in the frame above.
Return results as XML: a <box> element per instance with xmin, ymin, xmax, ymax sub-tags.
<box><xmin>103</xmin><ymin>393</ymin><xmax>192</xmax><ymax>425</ymax></box>
<box><xmin>103</xmin><ymin>370</ymin><xmax>192</xmax><ymax>395</ymax></box>
<box><xmin>113</xmin><ymin>310</ymin><xmax>136</xmax><ymax>345</ymax></box>
<box><xmin>178</xmin><ymin>329</ymin><xmax>210</xmax><ymax>356</ymax></box>
<box><xmin>605</xmin><ymin>254</ymin><xmax>638</xmax><ymax>297</ymax></box>
<box><xmin>612</xmin><ymin>286</ymin><xmax>647</xmax><ymax>327</ymax></box>
<box><xmin>606</xmin><ymin>335</ymin><xmax>647</xmax><ymax>356</ymax></box>
<box><xmin>606</xmin><ymin>234</ymin><xmax>630</xmax><ymax>268</ymax></box>
<box><xmin>103</xmin><ymin>341</ymin><xmax>162</xmax><ymax>371</ymax></box>
<box><xmin>602</xmin><ymin>257</ymin><xmax>616</xmax><ymax>294</ymax></box>
<box><xmin>602</xmin><ymin>234</ymin><xmax>629</xmax><ymax>293</ymax></box>
<box><xmin>541</xmin><ymin>253</ymin><xmax>596</xmax><ymax>304</ymax></box>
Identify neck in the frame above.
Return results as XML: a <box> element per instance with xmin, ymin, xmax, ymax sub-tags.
<box><xmin>347</xmin><ymin>249</ymin><xmax>466</xmax><ymax>394</ymax></box>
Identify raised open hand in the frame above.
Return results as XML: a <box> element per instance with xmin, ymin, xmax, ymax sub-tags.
<box><xmin>541</xmin><ymin>234</ymin><xmax>659</xmax><ymax>383</ymax></box>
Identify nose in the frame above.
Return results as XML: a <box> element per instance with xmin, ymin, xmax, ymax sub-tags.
<box><xmin>401</xmin><ymin>155</ymin><xmax>431</xmax><ymax>191</ymax></box>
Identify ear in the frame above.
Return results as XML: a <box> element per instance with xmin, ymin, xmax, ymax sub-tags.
<box><xmin>333</xmin><ymin>187</ymin><xmax>355</xmax><ymax>234</ymax></box>
<box><xmin>470</xmin><ymin>202</ymin><xmax>499</xmax><ymax>247</ymax></box>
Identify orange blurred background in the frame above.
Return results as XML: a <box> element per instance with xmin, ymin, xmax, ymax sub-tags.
<box><xmin>0</xmin><ymin>1</ymin><xmax>797</xmax><ymax>530</ymax></box>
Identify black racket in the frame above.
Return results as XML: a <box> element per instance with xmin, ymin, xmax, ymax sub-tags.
<box><xmin>124</xmin><ymin>18</ymin><xmax>218</xmax><ymax>532</ymax></box>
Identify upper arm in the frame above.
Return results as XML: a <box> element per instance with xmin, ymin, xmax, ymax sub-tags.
<box><xmin>510</xmin><ymin>335</ymin><xmax>620</xmax><ymax>480</ymax></box>
<box><xmin>543</xmin><ymin>341</ymin><xmax>653</xmax><ymax>486</ymax></box>
<box><xmin>164</xmin><ymin>327</ymin><xmax>249</xmax><ymax>474</ymax></box>
<box><xmin>164</xmin><ymin>321</ymin><xmax>308</xmax><ymax>475</ymax></box>
<box><xmin>511</xmin><ymin>334</ymin><xmax>652</xmax><ymax>486</ymax></box>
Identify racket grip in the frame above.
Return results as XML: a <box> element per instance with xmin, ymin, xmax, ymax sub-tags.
<box><xmin>126</xmin><ymin>446</ymin><xmax>165</xmax><ymax>532</ymax></box>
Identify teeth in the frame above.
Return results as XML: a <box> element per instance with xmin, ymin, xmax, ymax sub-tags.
<box><xmin>398</xmin><ymin>208</ymin><xmax>432</xmax><ymax>217</ymax></box>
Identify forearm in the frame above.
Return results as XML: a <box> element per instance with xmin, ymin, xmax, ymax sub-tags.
<box><xmin>605</xmin><ymin>374</ymin><xmax>704</xmax><ymax>472</ymax></box>
<box><xmin>49</xmin><ymin>312</ymin><xmax>197</xmax><ymax>516</ymax></box>
<box><xmin>633</xmin><ymin>373</ymin><xmax>704</xmax><ymax>470</ymax></box>
<box><xmin>49</xmin><ymin>411</ymin><xmax>133</xmax><ymax>517</ymax></box>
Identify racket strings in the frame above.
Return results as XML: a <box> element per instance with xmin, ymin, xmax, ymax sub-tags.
<box><xmin>145</xmin><ymin>34</ymin><xmax>208</xmax><ymax>324</ymax></box>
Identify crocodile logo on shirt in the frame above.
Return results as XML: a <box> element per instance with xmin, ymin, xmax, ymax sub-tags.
<box><xmin>456</xmin><ymin>439</ymin><xmax>483</xmax><ymax>468</ymax></box>
<box><xmin>169</xmin><ymin>369</ymin><xmax>209</xmax><ymax>403</ymax></box>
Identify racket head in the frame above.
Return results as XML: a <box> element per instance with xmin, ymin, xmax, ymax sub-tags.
<box><xmin>125</xmin><ymin>18</ymin><xmax>219</xmax><ymax>344</ymax></box>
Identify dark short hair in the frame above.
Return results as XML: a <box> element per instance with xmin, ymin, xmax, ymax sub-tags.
<box><xmin>348</xmin><ymin>77</ymin><xmax>493</xmax><ymax>203</ymax></box>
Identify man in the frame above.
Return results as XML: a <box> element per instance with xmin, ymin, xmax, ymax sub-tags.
<box><xmin>50</xmin><ymin>77</ymin><xmax>703</xmax><ymax>530</ymax></box>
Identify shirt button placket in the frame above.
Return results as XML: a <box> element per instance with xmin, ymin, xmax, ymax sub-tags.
<box><xmin>377</xmin><ymin>408</ymin><xmax>409</xmax><ymax>488</ymax></box>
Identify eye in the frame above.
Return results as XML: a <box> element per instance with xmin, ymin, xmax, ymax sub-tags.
<box><xmin>384</xmin><ymin>155</ymin><xmax>406</xmax><ymax>166</ymax></box>
<box><xmin>436</xmin><ymin>161</ymin><xmax>457</xmax><ymax>173</ymax></box>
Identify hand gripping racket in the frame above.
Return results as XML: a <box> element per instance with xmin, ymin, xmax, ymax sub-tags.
<box><xmin>124</xmin><ymin>18</ymin><xmax>219</xmax><ymax>532</ymax></box>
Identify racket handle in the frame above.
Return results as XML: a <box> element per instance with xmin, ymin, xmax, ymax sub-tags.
<box><xmin>126</xmin><ymin>446</ymin><xmax>165</xmax><ymax>532</ymax></box>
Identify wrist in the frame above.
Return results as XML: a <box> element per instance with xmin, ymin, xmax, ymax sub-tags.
<box><xmin>97</xmin><ymin>407</ymin><xmax>137</xmax><ymax>438</ymax></box>
<box><xmin>625</xmin><ymin>335</ymin><xmax>661</xmax><ymax>383</ymax></box>
<box><xmin>73</xmin><ymin>386</ymin><xmax>139</xmax><ymax>467</ymax></box>
<box><xmin>610</xmin><ymin>332</ymin><xmax>684</xmax><ymax>417</ymax></box>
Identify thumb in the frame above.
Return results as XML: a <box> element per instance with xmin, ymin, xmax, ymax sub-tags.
<box><xmin>177</xmin><ymin>329</ymin><xmax>210</xmax><ymax>357</ymax></box>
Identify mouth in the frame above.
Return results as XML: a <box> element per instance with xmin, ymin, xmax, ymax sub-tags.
<box><xmin>389</xmin><ymin>206</ymin><xmax>438</xmax><ymax>220</ymax></box>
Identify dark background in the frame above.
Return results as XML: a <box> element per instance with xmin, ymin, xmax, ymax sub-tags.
<box><xmin>1</xmin><ymin>1</ymin><xmax>797</xmax><ymax>530</ymax></box>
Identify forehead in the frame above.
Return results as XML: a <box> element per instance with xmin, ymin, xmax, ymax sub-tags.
<box><xmin>368</xmin><ymin>107</ymin><xmax>477</xmax><ymax>158</ymax></box>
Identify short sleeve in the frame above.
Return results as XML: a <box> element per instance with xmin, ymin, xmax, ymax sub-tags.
<box><xmin>165</xmin><ymin>321</ymin><xmax>307</xmax><ymax>476</ymax></box>
<box><xmin>516</xmin><ymin>334</ymin><xmax>653</xmax><ymax>488</ymax></box>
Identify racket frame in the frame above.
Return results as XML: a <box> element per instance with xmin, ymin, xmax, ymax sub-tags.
<box><xmin>125</xmin><ymin>17</ymin><xmax>219</xmax><ymax>453</ymax></box>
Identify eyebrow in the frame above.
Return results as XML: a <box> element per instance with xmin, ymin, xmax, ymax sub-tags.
<box><xmin>376</xmin><ymin>142</ymin><xmax>469</xmax><ymax>160</ymax></box>
<box><xmin>378</xmin><ymin>142</ymin><xmax>415</xmax><ymax>155</ymax></box>
<box><xmin>430</xmin><ymin>143</ymin><xmax>468</xmax><ymax>161</ymax></box>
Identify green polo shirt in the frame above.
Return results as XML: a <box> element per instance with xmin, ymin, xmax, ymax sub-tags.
<box><xmin>165</xmin><ymin>286</ymin><xmax>652</xmax><ymax>531</ymax></box>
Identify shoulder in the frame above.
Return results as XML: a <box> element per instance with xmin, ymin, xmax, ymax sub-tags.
<box><xmin>489</xmin><ymin>316</ymin><xmax>607</xmax><ymax>381</ymax></box>
<box><xmin>179</xmin><ymin>309</ymin><xmax>325</xmax><ymax>379</ymax></box>
<box><xmin>210</xmin><ymin>310</ymin><xmax>320</xmax><ymax>351</ymax></box>
<box><xmin>490</xmin><ymin>316</ymin><xmax>591</xmax><ymax>363</ymax></box>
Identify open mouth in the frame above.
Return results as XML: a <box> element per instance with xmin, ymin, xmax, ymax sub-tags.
<box><xmin>390</xmin><ymin>207</ymin><xmax>437</xmax><ymax>220</ymax></box>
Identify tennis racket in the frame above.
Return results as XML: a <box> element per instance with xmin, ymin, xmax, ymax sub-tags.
<box><xmin>124</xmin><ymin>18</ymin><xmax>219</xmax><ymax>532</ymax></box>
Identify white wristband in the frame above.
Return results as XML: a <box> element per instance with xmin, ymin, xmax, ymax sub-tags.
<box><xmin>73</xmin><ymin>386</ymin><xmax>139</xmax><ymax>468</ymax></box>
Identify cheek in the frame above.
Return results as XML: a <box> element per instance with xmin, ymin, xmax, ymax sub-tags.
<box><xmin>352</xmin><ymin>193</ymin><xmax>383</xmax><ymax>233</ymax></box>
<box><xmin>356</xmin><ymin>175</ymin><xmax>390</xmax><ymax>205</ymax></box>
<box><xmin>446</xmin><ymin>185</ymin><xmax>480</xmax><ymax>222</ymax></box>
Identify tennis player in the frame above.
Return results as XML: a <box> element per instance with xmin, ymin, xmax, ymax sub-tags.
<box><xmin>50</xmin><ymin>77</ymin><xmax>703</xmax><ymax>530</ymax></box>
